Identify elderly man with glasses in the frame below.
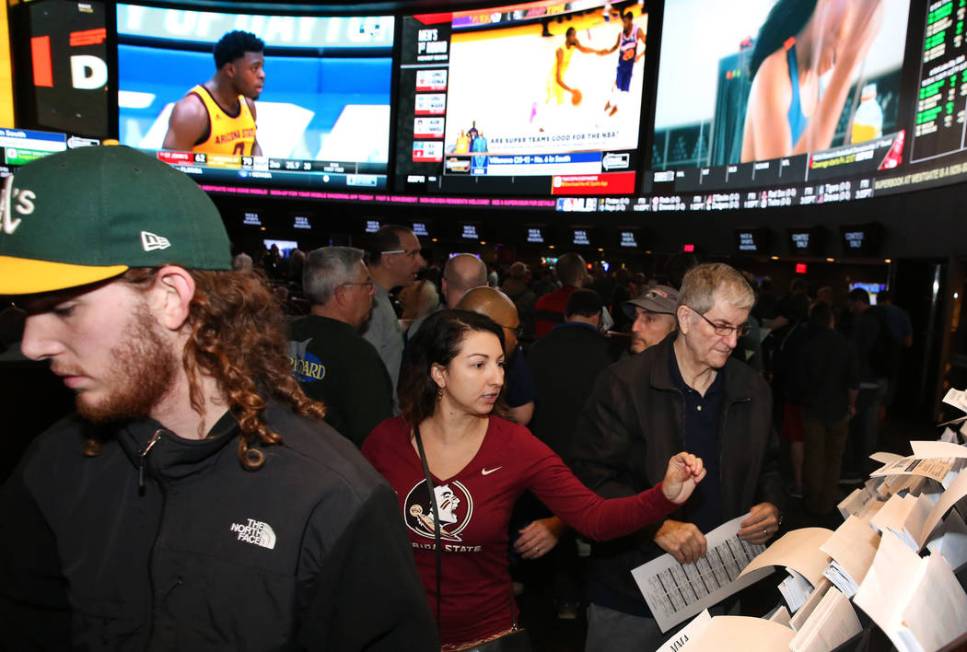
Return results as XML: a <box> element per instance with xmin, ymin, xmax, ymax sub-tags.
<box><xmin>288</xmin><ymin>246</ymin><xmax>393</xmax><ymax>447</ymax></box>
<box><xmin>572</xmin><ymin>263</ymin><xmax>784</xmax><ymax>652</ymax></box>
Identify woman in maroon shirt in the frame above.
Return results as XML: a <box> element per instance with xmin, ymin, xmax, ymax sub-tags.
<box><xmin>363</xmin><ymin>310</ymin><xmax>705</xmax><ymax>650</ymax></box>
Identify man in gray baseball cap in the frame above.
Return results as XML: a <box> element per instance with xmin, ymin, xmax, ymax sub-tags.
<box><xmin>624</xmin><ymin>284</ymin><xmax>679</xmax><ymax>354</ymax></box>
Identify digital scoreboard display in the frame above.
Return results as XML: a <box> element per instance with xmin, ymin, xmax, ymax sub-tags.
<box><xmin>395</xmin><ymin>0</ymin><xmax>648</xmax><ymax>196</ymax></box>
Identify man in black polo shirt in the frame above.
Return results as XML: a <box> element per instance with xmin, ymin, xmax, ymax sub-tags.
<box><xmin>289</xmin><ymin>247</ymin><xmax>394</xmax><ymax>446</ymax></box>
<box><xmin>573</xmin><ymin>263</ymin><xmax>784</xmax><ymax>652</ymax></box>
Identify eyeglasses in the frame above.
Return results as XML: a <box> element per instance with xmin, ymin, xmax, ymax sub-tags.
<box><xmin>381</xmin><ymin>248</ymin><xmax>422</xmax><ymax>258</ymax></box>
<box><xmin>687</xmin><ymin>306</ymin><xmax>750</xmax><ymax>338</ymax></box>
<box><xmin>340</xmin><ymin>280</ymin><xmax>374</xmax><ymax>290</ymax></box>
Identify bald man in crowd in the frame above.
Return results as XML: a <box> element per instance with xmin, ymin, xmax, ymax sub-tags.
<box><xmin>408</xmin><ymin>253</ymin><xmax>488</xmax><ymax>339</ymax></box>
<box><xmin>458</xmin><ymin>287</ymin><xmax>535</xmax><ymax>426</ymax></box>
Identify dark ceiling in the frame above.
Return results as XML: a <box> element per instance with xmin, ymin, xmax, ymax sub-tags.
<box><xmin>148</xmin><ymin>0</ymin><xmax>520</xmax><ymax>15</ymax></box>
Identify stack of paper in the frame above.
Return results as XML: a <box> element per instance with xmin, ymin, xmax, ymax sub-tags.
<box><xmin>820</xmin><ymin>515</ymin><xmax>880</xmax><ymax>597</ymax></box>
<box><xmin>656</xmin><ymin>610</ymin><xmax>711</xmax><ymax>652</ymax></box>
<box><xmin>777</xmin><ymin>570</ymin><xmax>814</xmax><ymax>613</ymax></box>
<box><xmin>677</xmin><ymin>616</ymin><xmax>794</xmax><ymax>651</ymax></box>
<box><xmin>925</xmin><ymin>509</ymin><xmax>967</xmax><ymax>573</ymax></box>
<box><xmin>838</xmin><ymin>486</ymin><xmax>883</xmax><ymax>520</ymax></box>
<box><xmin>789</xmin><ymin>578</ymin><xmax>832</xmax><ymax>632</ymax></box>
<box><xmin>870</xmin><ymin>470</ymin><xmax>967</xmax><ymax>551</ymax></box>
<box><xmin>764</xmin><ymin>605</ymin><xmax>791</xmax><ymax>626</ymax></box>
<box><xmin>789</xmin><ymin>586</ymin><xmax>862</xmax><ymax>652</ymax></box>
<box><xmin>739</xmin><ymin>528</ymin><xmax>833</xmax><ymax>588</ymax></box>
<box><xmin>854</xmin><ymin>531</ymin><xmax>967</xmax><ymax>652</ymax></box>
<box><xmin>870</xmin><ymin>454</ymin><xmax>955</xmax><ymax>485</ymax></box>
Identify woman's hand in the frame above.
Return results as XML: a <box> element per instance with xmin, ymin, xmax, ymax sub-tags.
<box><xmin>514</xmin><ymin>517</ymin><xmax>564</xmax><ymax>560</ymax></box>
<box><xmin>661</xmin><ymin>452</ymin><xmax>706</xmax><ymax>504</ymax></box>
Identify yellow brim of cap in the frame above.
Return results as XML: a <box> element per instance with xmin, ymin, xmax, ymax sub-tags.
<box><xmin>0</xmin><ymin>256</ymin><xmax>128</xmax><ymax>295</ymax></box>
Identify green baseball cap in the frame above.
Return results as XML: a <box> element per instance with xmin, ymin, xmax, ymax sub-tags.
<box><xmin>0</xmin><ymin>144</ymin><xmax>231</xmax><ymax>295</ymax></box>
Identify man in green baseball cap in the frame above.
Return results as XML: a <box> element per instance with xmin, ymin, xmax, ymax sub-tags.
<box><xmin>0</xmin><ymin>146</ymin><xmax>436</xmax><ymax>650</ymax></box>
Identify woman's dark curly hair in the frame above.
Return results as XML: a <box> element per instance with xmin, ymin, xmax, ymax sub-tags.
<box><xmin>398</xmin><ymin>309</ymin><xmax>506</xmax><ymax>428</ymax></box>
<box><xmin>83</xmin><ymin>268</ymin><xmax>325</xmax><ymax>470</ymax></box>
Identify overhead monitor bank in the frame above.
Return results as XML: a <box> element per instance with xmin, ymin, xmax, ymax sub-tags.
<box><xmin>5</xmin><ymin>0</ymin><xmax>967</xmax><ymax>219</ymax></box>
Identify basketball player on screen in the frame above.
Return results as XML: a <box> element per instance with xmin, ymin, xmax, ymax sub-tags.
<box><xmin>531</xmin><ymin>27</ymin><xmax>605</xmax><ymax>129</ymax></box>
<box><xmin>162</xmin><ymin>31</ymin><xmax>264</xmax><ymax>157</ymax></box>
<box><xmin>601</xmin><ymin>12</ymin><xmax>646</xmax><ymax>117</ymax></box>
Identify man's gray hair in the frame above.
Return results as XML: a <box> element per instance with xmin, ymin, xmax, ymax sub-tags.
<box><xmin>303</xmin><ymin>246</ymin><xmax>365</xmax><ymax>306</ymax></box>
<box><xmin>678</xmin><ymin>263</ymin><xmax>755</xmax><ymax>315</ymax></box>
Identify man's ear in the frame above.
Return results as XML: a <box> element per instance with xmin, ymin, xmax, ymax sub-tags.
<box><xmin>151</xmin><ymin>266</ymin><xmax>196</xmax><ymax>332</ymax></box>
<box><xmin>676</xmin><ymin>305</ymin><xmax>691</xmax><ymax>335</ymax></box>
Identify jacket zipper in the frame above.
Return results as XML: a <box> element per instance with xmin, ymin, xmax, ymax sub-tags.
<box><xmin>138</xmin><ymin>428</ymin><xmax>167</xmax><ymax>647</ymax></box>
<box><xmin>720</xmin><ymin>396</ymin><xmax>751</xmax><ymax>513</ymax></box>
<box><xmin>138</xmin><ymin>429</ymin><xmax>163</xmax><ymax>495</ymax></box>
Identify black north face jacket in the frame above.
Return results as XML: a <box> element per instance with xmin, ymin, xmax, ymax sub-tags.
<box><xmin>0</xmin><ymin>402</ymin><xmax>438</xmax><ymax>651</ymax></box>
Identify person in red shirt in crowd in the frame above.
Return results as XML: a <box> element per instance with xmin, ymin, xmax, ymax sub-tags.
<box><xmin>534</xmin><ymin>252</ymin><xmax>589</xmax><ymax>337</ymax></box>
<box><xmin>363</xmin><ymin>309</ymin><xmax>706</xmax><ymax>650</ymax></box>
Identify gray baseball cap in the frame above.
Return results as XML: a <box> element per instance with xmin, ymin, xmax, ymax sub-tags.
<box><xmin>624</xmin><ymin>285</ymin><xmax>680</xmax><ymax>319</ymax></box>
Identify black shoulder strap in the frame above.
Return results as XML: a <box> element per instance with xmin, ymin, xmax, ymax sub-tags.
<box><xmin>413</xmin><ymin>426</ymin><xmax>443</xmax><ymax>628</ymax></box>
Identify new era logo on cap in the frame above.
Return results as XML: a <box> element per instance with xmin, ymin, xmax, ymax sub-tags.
<box><xmin>141</xmin><ymin>231</ymin><xmax>171</xmax><ymax>252</ymax></box>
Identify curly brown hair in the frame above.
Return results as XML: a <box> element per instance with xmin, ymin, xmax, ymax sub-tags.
<box><xmin>85</xmin><ymin>268</ymin><xmax>325</xmax><ymax>470</ymax></box>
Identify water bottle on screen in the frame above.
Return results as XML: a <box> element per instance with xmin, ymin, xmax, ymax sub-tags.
<box><xmin>852</xmin><ymin>83</ymin><xmax>883</xmax><ymax>144</ymax></box>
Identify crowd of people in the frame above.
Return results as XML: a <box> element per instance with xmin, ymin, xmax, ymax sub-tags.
<box><xmin>0</xmin><ymin>147</ymin><xmax>914</xmax><ymax>651</ymax></box>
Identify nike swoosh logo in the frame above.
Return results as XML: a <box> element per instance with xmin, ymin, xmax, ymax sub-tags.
<box><xmin>481</xmin><ymin>466</ymin><xmax>503</xmax><ymax>476</ymax></box>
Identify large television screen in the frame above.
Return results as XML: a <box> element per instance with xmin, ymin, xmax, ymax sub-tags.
<box><xmin>116</xmin><ymin>4</ymin><xmax>394</xmax><ymax>190</ymax></box>
<box><xmin>650</xmin><ymin>0</ymin><xmax>911</xmax><ymax>194</ymax></box>
<box><xmin>395</xmin><ymin>0</ymin><xmax>649</xmax><ymax>196</ymax></box>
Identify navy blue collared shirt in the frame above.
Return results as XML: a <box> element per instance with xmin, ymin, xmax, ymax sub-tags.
<box><xmin>669</xmin><ymin>344</ymin><xmax>724</xmax><ymax>534</ymax></box>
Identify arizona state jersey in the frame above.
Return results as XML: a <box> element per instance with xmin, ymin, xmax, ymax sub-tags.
<box><xmin>189</xmin><ymin>85</ymin><xmax>256</xmax><ymax>156</ymax></box>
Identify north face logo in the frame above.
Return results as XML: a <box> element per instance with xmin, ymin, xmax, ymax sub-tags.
<box><xmin>230</xmin><ymin>518</ymin><xmax>277</xmax><ymax>549</ymax></box>
<box><xmin>141</xmin><ymin>231</ymin><xmax>170</xmax><ymax>252</ymax></box>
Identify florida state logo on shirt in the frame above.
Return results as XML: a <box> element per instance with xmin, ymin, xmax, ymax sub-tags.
<box><xmin>403</xmin><ymin>480</ymin><xmax>474</xmax><ymax>542</ymax></box>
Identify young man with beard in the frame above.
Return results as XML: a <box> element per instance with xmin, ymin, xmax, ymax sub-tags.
<box><xmin>0</xmin><ymin>146</ymin><xmax>436</xmax><ymax>650</ymax></box>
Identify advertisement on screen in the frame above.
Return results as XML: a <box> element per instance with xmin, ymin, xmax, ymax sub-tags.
<box><xmin>653</xmin><ymin>0</ymin><xmax>911</xmax><ymax>177</ymax></box>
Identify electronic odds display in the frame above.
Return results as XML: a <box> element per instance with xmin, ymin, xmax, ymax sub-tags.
<box><xmin>116</xmin><ymin>4</ymin><xmax>394</xmax><ymax>190</ymax></box>
<box><xmin>396</xmin><ymin>0</ymin><xmax>647</xmax><ymax>196</ymax></box>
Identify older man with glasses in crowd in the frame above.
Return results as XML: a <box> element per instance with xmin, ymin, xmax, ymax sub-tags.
<box><xmin>572</xmin><ymin>263</ymin><xmax>784</xmax><ymax>652</ymax></box>
<box><xmin>288</xmin><ymin>246</ymin><xmax>393</xmax><ymax>447</ymax></box>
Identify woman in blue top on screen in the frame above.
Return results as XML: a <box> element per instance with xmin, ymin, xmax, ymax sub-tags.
<box><xmin>740</xmin><ymin>0</ymin><xmax>883</xmax><ymax>163</ymax></box>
